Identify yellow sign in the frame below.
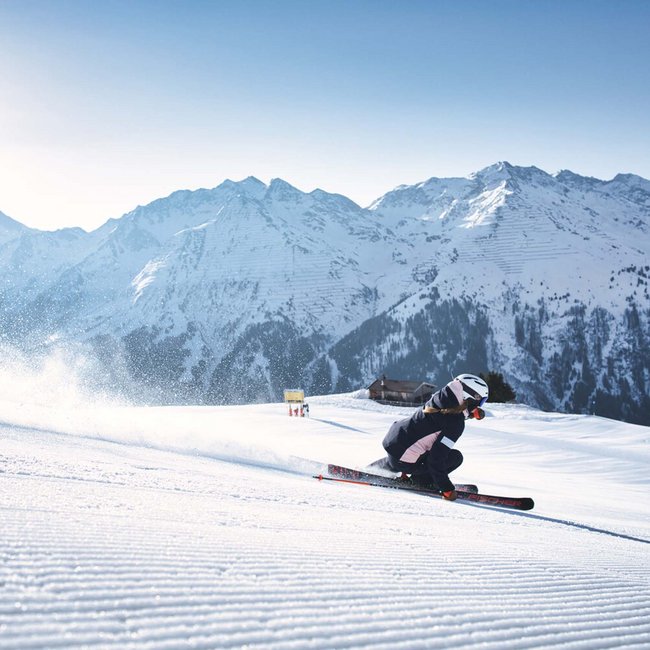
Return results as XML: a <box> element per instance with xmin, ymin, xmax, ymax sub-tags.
<box><xmin>284</xmin><ymin>389</ymin><xmax>304</xmax><ymax>403</ymax></box>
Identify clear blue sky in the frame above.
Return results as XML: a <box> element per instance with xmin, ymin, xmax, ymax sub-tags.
<box><xmin>1</xmin><ymin>0</ymin><xmax>649</xmax><ymax>231</ymax></box>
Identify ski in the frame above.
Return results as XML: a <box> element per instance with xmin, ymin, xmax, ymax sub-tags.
<box><xmin>317</xmin><ymin>464</ymin><xmax>534</xmax><ymax>511</ymax></box>
<box><xmin>326</xmin><ymin>463</ymin><xmax>479</xmax><ymax>494</ymax></box>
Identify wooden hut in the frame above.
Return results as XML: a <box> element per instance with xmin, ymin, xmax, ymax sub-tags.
<box><xmin>367</xmin><ymin>376</ymin><xmax>436</xmax><ymax>406</ymax></box>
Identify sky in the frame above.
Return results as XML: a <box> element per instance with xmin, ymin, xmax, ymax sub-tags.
<box><xmin>1</xmin><ymin>0</ymin><xmax>649</xmax><ymax>232</ymax></box>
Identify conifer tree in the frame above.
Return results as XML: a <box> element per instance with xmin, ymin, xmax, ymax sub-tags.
<box><xmin>480</xmin><ymin>371</ymin><xmax>516</xmax><ymax>403</ymax></box>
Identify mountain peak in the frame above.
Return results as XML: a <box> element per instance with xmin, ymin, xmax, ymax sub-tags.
<box><xmin>473</xmin><ymin>160</ymin><xmax>513</xmax><ymax>177</ymax></box>
<box><xmin>467</xmin><ymin>162</ymin><xmax>517</xmax><ymax>192</ymax></box>
<box><xmin>309</xmin><ymin>187</ymin><xmax>361</xmax><ymax>210</ymax></box>
<box><xmin>268</xmin><ymin>177</ymin><xmax>298</xmax><ymax>190</ymax></box>
<box><xmin>216</xmin><ymin>176</ymin><xmax>266</xmax><ymax>190</ymax></box>
<box><xmin>608</xmin><ymin>172</ymin><xmax>650</xmax><ymax>190</ymax></box>
<box><xmin>555</xmin><ymin>169</ymin><xmax>603</xmax><ymax>190</ymax></box>
<box><xmin>266</xmin><ymin>178</ymin><xmax>304</xmax><ymax>201</ymax></box>
<box><xmin>473</xmin><ymin>162</ymin><xmax>553</xmax><ymax>184</ymax></box>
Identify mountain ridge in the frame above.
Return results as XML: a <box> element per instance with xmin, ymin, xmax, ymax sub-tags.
<box><xmin>1</xmin><ymin>162</ymin><xmax>648</xmax><ymax>423</ymax></box>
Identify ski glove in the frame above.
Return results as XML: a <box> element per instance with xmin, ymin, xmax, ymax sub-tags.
<box><xmin>442</xmin><ymin>490</ymin><xmax>457</xmax><ymax>501</ymax></box>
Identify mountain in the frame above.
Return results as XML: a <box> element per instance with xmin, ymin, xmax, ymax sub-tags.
<box><xmin>1</xmin><ymin>163</ymin><xmax>648</xmax><ymax>423</ymax></box>
<box><xmin>325</xmin><ymin>162</ymin><xmax>650</xmax><ymax>423</ymax></box>
<box><xmin>0</xmin><ymin>209</ymin><xmax>30</xmax><ymax>246</ymax></box>
<box><xmin>0</xmin><ymin>177</ymin><xmax>408</xmax><ymax>402</ymax></box>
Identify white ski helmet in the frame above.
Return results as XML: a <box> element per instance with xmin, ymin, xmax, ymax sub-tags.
<box><xmin>455</xmin><ymin>373</ymin><xmax>489</xmax><ymax>405</ymax></box>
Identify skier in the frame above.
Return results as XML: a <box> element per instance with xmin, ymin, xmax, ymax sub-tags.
<box><xmin>368</xmin><ymin>374</ymin><xmax>488</xmax><ymax>501</ymax></box>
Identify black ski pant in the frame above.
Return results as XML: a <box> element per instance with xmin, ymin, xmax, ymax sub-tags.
<box><xmin>369</xmin><ymin>449</ymin><xmax>463</xmax><ymax>483</ymax></box>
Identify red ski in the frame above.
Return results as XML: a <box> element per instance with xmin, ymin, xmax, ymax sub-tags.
<box><xmin>326</xmin><ymin>463</ymin><xmax>479</xmax><ymax>493</ymax></box>
<box><xmin>316</xmin><ymin>464</ymin><xmax>534</xmax><ymax>511</ymax></box>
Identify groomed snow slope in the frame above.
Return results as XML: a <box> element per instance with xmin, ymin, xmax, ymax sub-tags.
<box><xmin>1</xmin><ymin>392</ymin><xmax>649</xmax><ymax>649</ymax></box>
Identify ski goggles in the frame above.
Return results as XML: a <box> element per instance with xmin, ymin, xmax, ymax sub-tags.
<box><xmin>466</xmin><ymin>395</ymin><xmax>488</xmax><ymax>410</ymax></box>
<box><xmin>469</xmin><ymin>406</ymin><xmax>485</xmax><ymax>420</ymax></box>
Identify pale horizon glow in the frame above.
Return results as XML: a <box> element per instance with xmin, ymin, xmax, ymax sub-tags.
<box><xmin>1</xmin><ymin>0</ymin><xmax>649</xmax><ymax>232</ymax></box>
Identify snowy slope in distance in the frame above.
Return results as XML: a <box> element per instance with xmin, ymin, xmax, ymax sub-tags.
<box><xmin>1</xmin><ymin>377</ymin><xmax>649</xmax><ymax>649</ymax></box>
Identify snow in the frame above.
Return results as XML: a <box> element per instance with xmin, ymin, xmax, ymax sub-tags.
<box><xmin>2</xmin><ymin>163</ymin><xmax>649</xmax><ymax>423</ymax></box>
<box><xmin>2</xmin><ymin>369</ymin><xmax>649</xmax><ymax>649</ymax></box>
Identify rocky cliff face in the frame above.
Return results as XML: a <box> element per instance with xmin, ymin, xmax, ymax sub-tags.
<box><xmin>1</xmin><ymin>163</ymin><xmax>648</xmax><ymax>423</ymax></box>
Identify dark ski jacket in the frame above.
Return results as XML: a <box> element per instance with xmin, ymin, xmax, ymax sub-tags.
<box><xmin>382</xmin><ymin>408</ymin><xmax>465</xmax><ymax>492</ymax></box>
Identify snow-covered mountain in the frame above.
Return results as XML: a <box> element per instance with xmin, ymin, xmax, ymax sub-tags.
<box><xmin>0</xmin><ymin>209</ymin><xmax>29</xmax><ymax>246</ymax></box>
<box><xmin>327</xmin><ymin>163</ymin><xmax>650</xmax><ymax>424</ymax></box>
<box><xmin>1</xmin><ymin>162</ymin><xmax>649</xmax><ymax>423</ymax></box>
